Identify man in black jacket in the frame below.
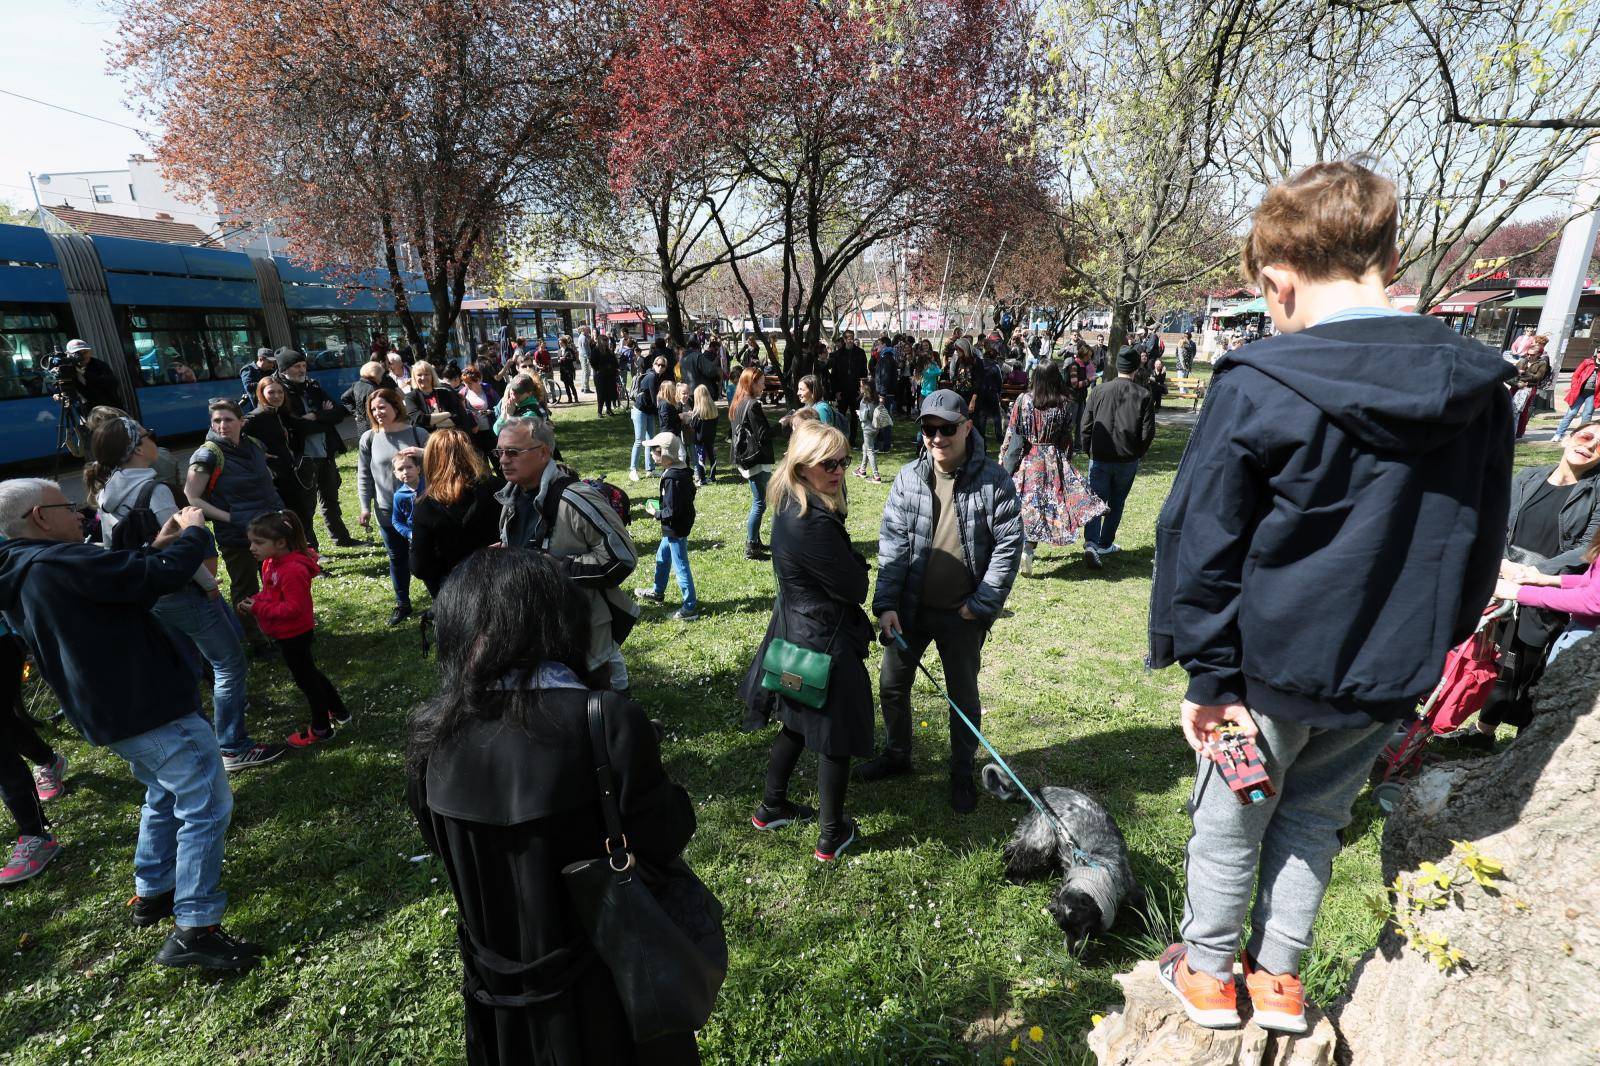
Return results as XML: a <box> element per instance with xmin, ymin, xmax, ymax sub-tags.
<box><xmin>276</xmin><ymin>348</ymin><xmax>357</xmax><ymax>547</ymax></box>
<box><xmin>0</xmin><ymin>479</ymin><xmax>260</xmax><ymax>971</ymax></box>
<box><xmin>1079</xmin><ymin>345</ymin><xmax>1156</xmax><ymax>567</ymax></box>
<box><xmin>1146</xmin><ymin>161</ymin><xmax>1512</xmax><ymax>1034</ymax></box>
<box><xmin>57</xmin><ymin>339</ymin><xmax>124</xmax><ymax>411</ymax></box>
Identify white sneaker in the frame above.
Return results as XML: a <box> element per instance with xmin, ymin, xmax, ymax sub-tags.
<box><xmin>628</xmin><ymin>469</ymin><xmax>641</xmax><ymax>482</ymax></box>
<box><xmin>1020</xmin><ymin>552</ymin><xmax>1033</xmax><ymax>577</ymax></box>
<box><xmin>1101</xmin><ymin>543</ymin><xmax>1123</xmax><ymax>556</ymax></box>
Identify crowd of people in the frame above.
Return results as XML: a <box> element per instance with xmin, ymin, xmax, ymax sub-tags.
<box><xmin>1</xmin><ymin>158</ymin><xmax>1585</xmax><ymax>1063</ymax></box>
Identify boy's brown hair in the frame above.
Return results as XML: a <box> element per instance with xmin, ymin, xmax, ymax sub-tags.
<box><xmin>1240</xmin><ymin>160</ymin><xmax>1398</xmax><ymax>284</ymax></box>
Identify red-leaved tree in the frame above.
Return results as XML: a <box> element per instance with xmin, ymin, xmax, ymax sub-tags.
<box><xmin>608</xmin><ymin>0</ymin><xmax>1044</xmax><ymax>376</ymax></box>
<box><xmin>114</xmin><ymin>0</ymin><xmax>616</xmax><ymax>362</ymax></box>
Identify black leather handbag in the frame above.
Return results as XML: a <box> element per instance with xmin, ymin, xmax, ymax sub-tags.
<box><xmin>562</xmin><ymin>693</ymin><xmax>727</xmax><ymax>1041</ymax></box>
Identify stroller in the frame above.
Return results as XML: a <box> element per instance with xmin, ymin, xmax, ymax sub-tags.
<box><xmin>1370</xmin><ymin>600</ymin><xmax>1515</xmax><ymax>812</ymax></box>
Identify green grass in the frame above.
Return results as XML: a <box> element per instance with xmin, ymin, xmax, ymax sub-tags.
<box><xmin>1</xmin><ymin>402</ymin><xmax>1408</xmax><ymax>1064</ymax></box>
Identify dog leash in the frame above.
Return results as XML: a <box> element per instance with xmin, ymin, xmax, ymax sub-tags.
<box><xmin>892</xmin><ymin>632</ymin><xmax>1099</xmax><ymax>869</ymax></box>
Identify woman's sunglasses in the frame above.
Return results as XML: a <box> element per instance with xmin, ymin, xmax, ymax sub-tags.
<box><xmin>814</xmin><ymin>456</ymin><xmax>850</xmax><ymax>473</ymax></box>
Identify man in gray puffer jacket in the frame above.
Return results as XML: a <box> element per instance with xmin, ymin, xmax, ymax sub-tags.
<box><xmin>859</xmin><ymin>389</ymin><xmax>1023</xmax><ymax>813</ymax></box>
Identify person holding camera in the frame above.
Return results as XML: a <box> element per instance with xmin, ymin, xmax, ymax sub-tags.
<box><xmin>1147</xmin><ymin>162</ymin><xmax>1510</xmax><ymax>1033</ymax></box>
<box><xmin>857</xmin><ymin>390</ymin><xmax>1023</xmax><ymax>814</ymax></box>
<box><xmin>0</xmin><ymin>478</ymin><xmax>260</xmax><ymax>971</ymax></box>
<box><xmin>54</xmin><ymin>339</ymin><xmax>124</xmax><ymax>411</ymax></box>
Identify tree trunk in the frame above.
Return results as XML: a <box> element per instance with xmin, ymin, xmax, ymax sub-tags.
<box><xmin>1329</xmin><ymin>633</ymin><xmax>1600</xmax><ymax>1063</ymax></box>
<box><xmin>661</xmin><ymin>278</ymin><xmax>688</xmax><ymax>347</ymax></box>
<box><xmin>1086</xmin><ymin>961</ymin><xmax>1338</xmax><ymax>1065</ymax></box>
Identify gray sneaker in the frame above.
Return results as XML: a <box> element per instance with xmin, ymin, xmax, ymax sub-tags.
<box><xmin>673</xmin><ymin>606</ymin><xmax>701</xmax><ymax>621</ymax></box>
<box><xmin>0</xmin><ymin>835</ymin><xmax>61</xmax><ymax>886</ymax></box>
<box><xmin>636</xmin><ymin>588</ymin><xmax>665</xmax><ymax>604</ymax></box>
<box><xmin>222</xmin><ymin>743</ymin><xmax>287</xmax><ymax>772</ymax></box>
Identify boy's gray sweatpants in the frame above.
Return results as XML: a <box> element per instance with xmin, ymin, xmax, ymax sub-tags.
<box><xmin>1180</xmin><ymin>713</ymin><xmax>1392</xmax><ymax>979</ymax></box>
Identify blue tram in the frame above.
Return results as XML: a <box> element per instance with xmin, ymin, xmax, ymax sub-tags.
<box><xmin>0</xmin><ymin>223</ymin><xmax>438</xmax><ymax>465</ymax></box>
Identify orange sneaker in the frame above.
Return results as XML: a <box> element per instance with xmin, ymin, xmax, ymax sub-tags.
<box><xmin>1241</xmin><ymin>953</ymin><xmax>1308</xmax><ymax>1034</ymax></box>
<box><xmin>1157</xmin><ymin>943</ymin><xmax>1241</xmax><ymax>1028</ymax></box>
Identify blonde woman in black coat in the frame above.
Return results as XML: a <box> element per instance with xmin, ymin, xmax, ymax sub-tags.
<box><xmin>739</xmin><ymin>420</ymin><xmax>873</xmax><ymax>862</ymax></box>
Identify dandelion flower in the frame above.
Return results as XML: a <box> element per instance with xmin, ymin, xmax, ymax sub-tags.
<box><xmin>1029</xmin><ymin>1025</ymin><xmax>1044</xmax><ymax>1042</ymax></box>
<box><xmin>1091</xmin><ymin>1014</ymin><xmax>1105</xmax><ymax>1026</ymax></box>
<box><xmin>1010</xmin><ymin>1036</ymin><xmax>1020</xmax><ymax>1051</ymax></box>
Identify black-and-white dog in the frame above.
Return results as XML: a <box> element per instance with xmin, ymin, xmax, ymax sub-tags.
<box><xmin>982</xmin><ymin>763</ymin><xmax>1144</xmax><ymax>944</ymax></box>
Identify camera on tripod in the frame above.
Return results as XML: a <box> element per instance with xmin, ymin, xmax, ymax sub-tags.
<box><xmin>42</xmin><ymin>348</ymin><xmax>80</xmax><ymax>397</ymax></box>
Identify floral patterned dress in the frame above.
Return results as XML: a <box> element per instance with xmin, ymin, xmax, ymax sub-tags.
<box><xmin>1005</xmin><ymin>394</ymin><xmax>1106</xmax><ymax>546</ymax></box>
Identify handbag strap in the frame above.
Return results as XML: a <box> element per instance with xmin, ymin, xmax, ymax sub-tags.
<box><xmin>585</xmin><ymin>691</ymin><xmax>631</xmax><ymax>861</ymax></box>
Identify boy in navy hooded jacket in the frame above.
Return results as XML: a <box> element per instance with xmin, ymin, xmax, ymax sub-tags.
<box><xmin>1148</xmin><ymin>161</ymin><xmax>1512</xmax><ymax>1034</ymax></box>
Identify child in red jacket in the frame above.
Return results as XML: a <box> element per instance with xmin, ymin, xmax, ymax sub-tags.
<box><xmin>237</xmin><ymin>511</ymin><xmax>349</xmax><ymax>747</ymax></box>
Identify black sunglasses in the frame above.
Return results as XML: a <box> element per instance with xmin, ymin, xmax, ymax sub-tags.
<box><xmin>921</xmin><ymin>421</ymin><xmax>962</xmax><ymax>439</ymax></box>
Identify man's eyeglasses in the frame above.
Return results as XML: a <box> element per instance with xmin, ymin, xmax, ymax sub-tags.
<box><xmin>492</xmin><ymin>445</ymin><xmax>544</xmax><ymax>460</ymax></box>
<box><xmin>814</xmin><ymin>456</ymin><xmax>850</xmax><ymax>473</ymax></box>
<box><xmin>921</xmin><ymin>421</ymin><xmax>962</xmax><ymax>439</ymax></box>
<box><xmin>33</xmin><ymin>502</ymin><xmax>76</xmax><ymax>516</ymax></box>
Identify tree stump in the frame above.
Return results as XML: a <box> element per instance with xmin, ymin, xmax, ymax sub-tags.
<box><xmin>1087</xmin><ymin>961</ymin><xmax>1337</xmax><ymax>1066</ymax></box>
<box><xmin>1329</xmin><ymin>633</ymin><xmax>1600</xmax><ymax>1064</ymax></box>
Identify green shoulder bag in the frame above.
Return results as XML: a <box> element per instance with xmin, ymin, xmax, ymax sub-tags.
<box><xmin>759</xmin><ymin>598</ymin><xmax>841</xmax><ymax>710</ymax></box>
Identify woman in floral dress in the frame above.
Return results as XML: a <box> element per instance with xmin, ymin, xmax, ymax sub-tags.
<box><xmin>1000</xmin><ymin>362</ymin><xmax>1105</xmax><ymax>576</ymax></box>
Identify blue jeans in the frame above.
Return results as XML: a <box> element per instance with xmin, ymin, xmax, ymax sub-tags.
<box><xmin>654</xmin><ymin>536</ymin><xmax>698</xmax><ymax>611</ymax></box>
<box><xmin>378</xmin><ymin>511</ymin><xmax>412</xmax><ymax>608</ymax></box>
<box><xmin>1547</xmin><ymin>626</ymin><xmax>1595</xmax><ymax>666</ymax></box>
<box><xmin>1084</xmin><ymin>459</ymin><xmax>1140</xmax><ymax>550</ymax></box>
<box><xmin>106</xmin><ymin>714</ymin><xmax>234</xmax><ymax>927</ymax></box>
<box><xmin>745</xmin><ymin>470</ymin><xmax>771</xmax><ymax>546</ymax></box>
<box><xmin>631</xmin><ymin>409</ymin><xmax>659</xmax><ymax>474</ymax></box>
<box><xmin>151</xmin><ymin>588</ymin><xmax>253</xmax><ymax>754</ymax></box>
<box><xmin>1554</xmin><ymin>392</ymin><xmax>1595</xmax><ymax>439</ymax></box>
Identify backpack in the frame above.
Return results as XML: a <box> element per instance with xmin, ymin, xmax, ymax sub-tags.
<box><xmin>536</xmin><ymin>471</ymin><xmax>637</xmax><ymax>645</ymax></box>
<box><xmin>584</xmin><ymin>476</ymin><xmax>633</xmax><ymax>527</ymax></box>
<box><xmin>632</xmin><ymin>373</ymin><xmax>653</xmax><ymax>410</ymax></box>
<box><xmin>109</xmin><ymin>479</ymin><xmax>164</xmax><ymax>551</ymax></box>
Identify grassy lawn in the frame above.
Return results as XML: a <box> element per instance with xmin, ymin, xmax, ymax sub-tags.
<box><xmin>2</xmin><ymin>401</ymin><xmax>1400</xmax><ymax>1065</ymax></box>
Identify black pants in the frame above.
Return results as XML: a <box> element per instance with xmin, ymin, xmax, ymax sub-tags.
<box><xmin>219</xmin><ymin>542</ymin><xmax>265</xmax><ymax>644</ymax></box>
<box><xmin>560</xmin><ymin>372</ymin><xmax>577</xmax><ymax>403</ymax></box>
<box><xmin>276</xmin><ymin>630</ymin><xmax>346</xmax><ymax>733</ymax></box>
<box><xmin>763</xmin><ymin>725</ymin><xmax>850</xmax><ymax>836</ymax></box>
<box><xmin>302</xmin><ymin>456</ymin><xmax>352</xmax><ymax>541</ymax></box>
<box><xmin>276</xmin><ymin>472</ymin><xmax>319</xmax><ymax>550</ymax></box>
<box><xmin>0</xmin><ymin>637</ymin><xmax>54</xmax><ymax>838</ymax></box>
<box><xmin>878</xmin><ymin>608</ymin><xmax>989</xmax><ymax>774</ymax></box>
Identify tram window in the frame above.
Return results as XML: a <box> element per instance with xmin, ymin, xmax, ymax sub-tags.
<box><xmin>126</xmin><ymin>309</ymin><xmax>265</xmax><ymax>386</ymax></box>
<box><xmin>0</xmin><ymin>307</ymin><xmax>72</xmax><ymax>400</ymax></box>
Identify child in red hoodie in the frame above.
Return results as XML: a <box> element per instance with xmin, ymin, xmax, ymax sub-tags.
<box><xmin>237</xmin><ymin>511</ymin><xmax>349</xmax><ymax>747</ymax></box>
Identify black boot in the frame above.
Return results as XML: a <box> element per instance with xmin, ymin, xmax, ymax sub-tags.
<box><xmin>745</xmin><ymin>542</ymin><xmax>768</xmax><ymax>561</ymax></box>
<box><xmin>854</xmin><ymin>750</ymin><xmax>912</xmax><ymax>782</ymax></box>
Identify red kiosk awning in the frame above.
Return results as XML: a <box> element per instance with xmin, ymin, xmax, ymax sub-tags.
<box><xmin>1429</xmin><ymin>290</ymin><xmax>1510</xmax><ymax>315</ymax></box>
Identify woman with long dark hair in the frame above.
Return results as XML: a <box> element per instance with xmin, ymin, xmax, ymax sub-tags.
<box><xmin>406</xmin><ymin>550</ymin><xmax>699</xmax><ymax>1065</ymax></box>
<box><xmin>729</xmin><ymin>367</ymin><xmax>775</xmax><ymax>559</ymax></box>
<box><xmin>244</xmin><ymin>376</ymin><xmax>316</xmax><ymax>547</ymax></box>
<box><xmin>409</xmin><ymin>429</ymin><xmax>505</xmax><ymax>597</ymax></box>
<box><xmin>739</xmin><ymin>421</ymin><xmax>873</xmax><ymax>862</ymax></box>
<box><xmin>1000</xmin><ymin>363</ymin><xmax>1106</xmax><ymax>576</ymax></box>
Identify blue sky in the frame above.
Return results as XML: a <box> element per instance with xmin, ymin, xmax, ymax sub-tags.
<box><xmin>0</xmin><ymin>0</ymin><xmax>155</xmax><ymax>214</ymax></box>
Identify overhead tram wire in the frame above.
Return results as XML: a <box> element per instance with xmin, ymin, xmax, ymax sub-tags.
<box><xmin>0</xmin><ymin>87</ymin><xmax>147</xmax><ymax>133</ymax></box>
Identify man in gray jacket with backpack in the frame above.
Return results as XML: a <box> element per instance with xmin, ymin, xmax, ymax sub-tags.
<box><xmin>857</xmin><ymin>390</ymin><xmax>1023</xmax><ymax>813</ymax></box>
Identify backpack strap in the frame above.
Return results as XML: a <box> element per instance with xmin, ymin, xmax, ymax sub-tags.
<box><xmin>131</xmin><ymin>477</ymin><xmax>161</xmax><ymax>513</ymax></box>
<box><xmin>537</xmin><ymin>473</ymin><xmax>579</xmax><ymax>551</ymax></box>
<box><xmin>200</xmin><ymin>440</ymin><xmax>226</xmax><ymax>497</ymax></box>
<box><xmin>583</xmin><ymin>692</ymin><xmax>630</xmax><ymax>860</ymax></box>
